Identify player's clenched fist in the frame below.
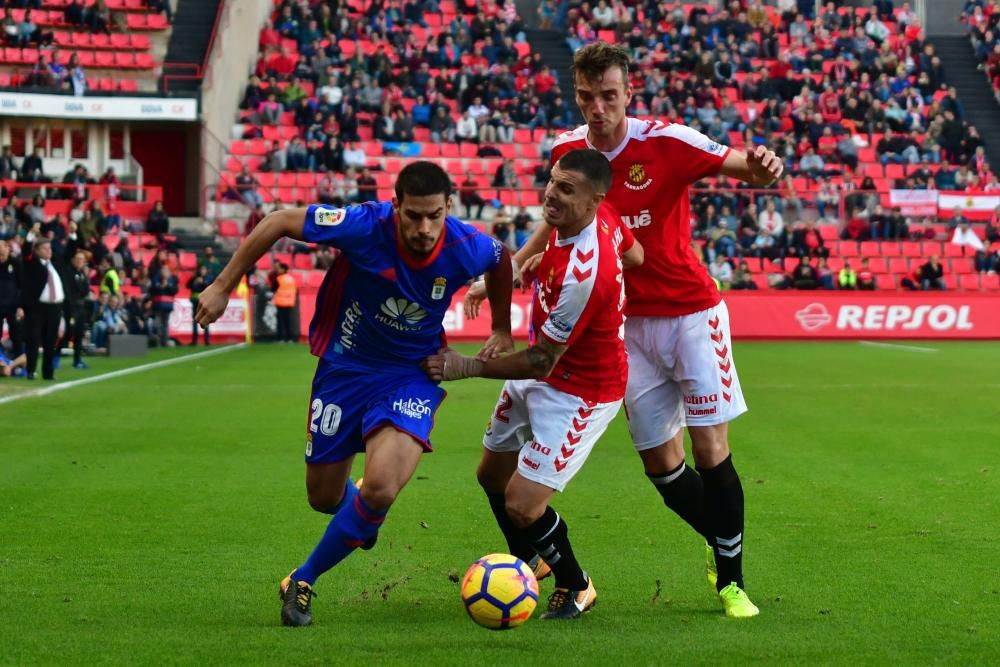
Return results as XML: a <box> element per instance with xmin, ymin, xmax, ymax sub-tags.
<box><xmin>195</xmin><ymin>282</ymin><xmax>230</xmax><ymax>327</ymax></box>
<box><xmin>422</xmin><ymin>348</ymin><xmax>483</xmax><ymax>382</ymax></box>
<box><xmin>748</xmin><ymin>145</ymin><xmax>783</xmax><ymax>185</ymax></box>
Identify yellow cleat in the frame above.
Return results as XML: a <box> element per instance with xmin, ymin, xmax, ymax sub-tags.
<box><xmin>529</xmin><ymin>555</ymin><xmax>552</xmax><ymax>582</ymax></box>
<box><xmin>706</xmin><ymin>543</ymin><xmax>718</xmax><ymax>591</ymax></box>
<box><xmin>719</xmin><ymin>583</ymin><xmax>759</xmax><ymax>618</ymax></box>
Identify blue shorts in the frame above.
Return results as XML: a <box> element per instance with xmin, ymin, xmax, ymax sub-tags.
<box><xmin>305</xmin><ymin>359</ymin><xmax>446</xmax><ymax>464</ymax></box>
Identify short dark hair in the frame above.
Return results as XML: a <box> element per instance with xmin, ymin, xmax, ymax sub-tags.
<box><xmin>557</xmin><ymin>149</ymin><xmax>613</xmax><ymax>194</ymax></box>
<box><xmin>395</xmin><ymin>160</ymin><xmax>453</xmax><ymax>202</ymax></box>
<box><xmin>572</xmin><ymin>42</ymin><xmax>630</xmax><ymax>85</ymax></box>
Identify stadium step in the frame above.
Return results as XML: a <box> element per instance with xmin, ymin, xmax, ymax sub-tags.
<box><xmin>928</xmin><ymin>35</ymin><xmax>1000</xmax><ymax>170</ymax></box>
<box><xmin>523</xmin><ymin>28</ymin><xmax>584</xmax><ymax>126</ymax></box>
<box><xmin>162</xmin><ymin>0</ymin><xmax>223</xmax><ymax>93</ymax></box>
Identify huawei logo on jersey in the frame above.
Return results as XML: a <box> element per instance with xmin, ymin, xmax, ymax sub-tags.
<box><xmin>377</xmin><ymin>297</ymin><xmax>427</xmax><ymax>330</ymax></box>
<box><xmin>625</xmin><ymin>163</ymin><xmax>653</xmax><ymax>191</ymax></box>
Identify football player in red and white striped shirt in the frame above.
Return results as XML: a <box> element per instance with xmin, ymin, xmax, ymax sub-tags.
<box><xmin>424</xmin><ymin>149</ymin><xmax>643</xmax><ymax>620</ymax></box>
<box><xmin>471</xmin><ymin>43</ymin><xmax>783</xmax><ymax>618</ymax></box>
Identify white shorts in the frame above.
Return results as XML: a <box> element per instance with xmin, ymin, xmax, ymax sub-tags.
<box><xmin>483</xmin><ymin>379</ymin><xmax>622</xmax><ymax>492</ymax></box>
<box><xmin>624</xmin><ymin>300</ymin><xmax>748</xmax><ymax>451</ymax></box>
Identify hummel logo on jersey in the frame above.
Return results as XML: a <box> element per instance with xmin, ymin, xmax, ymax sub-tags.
<box><xmin>621</xmin><ymin>210</ymin><xmax>652</xmax><ymax>229</ymax></box>
<box><xmin>393</xmin><ymin>397</ymin><xmax>432</xmax><ymax>419</ymax></box>
<box><xmin>377</xmin><ymin>297</ymin><xmax>427</xmax><ymax>330</ymax></box>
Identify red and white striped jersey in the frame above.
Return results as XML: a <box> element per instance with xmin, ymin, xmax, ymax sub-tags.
<box><xmin>551</xmin><ymin>118</ymin><xmax>730</xmax><ymax>317</ymax></box>
<box><xmin>531</xmin><ymin>204</ymin><xmax>634</xmax><ymax>403</ymax></box>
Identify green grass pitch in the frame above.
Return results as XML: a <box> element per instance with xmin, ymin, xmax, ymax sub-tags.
<box><xmin>2</xmin><ymin>341</ymin><xmax>998</xmax><ymax>665</ymax></box>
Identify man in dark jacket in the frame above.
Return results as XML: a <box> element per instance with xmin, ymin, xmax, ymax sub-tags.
<box><xmin>919</xmin><ymin>256</ymin><xmax>946</xmax><ymax>290</ymax></box>
<box><xmin>64</xmin><ymin>249</ymin><xmax>94</xmax><ymax>369</ymax></box>
<box><xmin>0</xmin><ymin>239</ymin><xmax>23</xmax><ymax>356</ymax></box>
<box><xmin>149</xmin><ymin>265</ymin><xmax>178</xmax><ymax>347</ymax></box>
<box><xmin>21</xmin><ymin>238</ymin><xmax>66</xmax><ymax>380</ymax></box>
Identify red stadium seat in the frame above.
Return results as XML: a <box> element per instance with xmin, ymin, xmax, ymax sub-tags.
<box><xmin>959</xmin><ymin>274</ymin><xmax>981</xmax><ymax>290</ymax></box>
<box><xmin>867</xmin><ymin>258</ymin><xmax>888</xmax><ymax>273</ymax></box>
<box><xmin>860</xmin><ymin>241</ymin><xmax>881</xmax><ymax>257</ymax></box>
<box><xmin>293</xmin><ymin>254</ymin><xmax>314</xmax><ymax>270</ymax></box>
<box><xmin>881</xmin><ymin>242</ymin><xmax>901</xmax><ymax>257</ymax></box>
<box><xmin>179</xmin><ymin>252</ymin><xmax>198</xmax><ymax>271</ymax></box>
<box><xmin>876</xmin><ymin>274</ymin><xmax>898</xmax><ymax>290</ymax></box>
<box><xmin>218</xmin><ymin>220</ymin><xmax>241</xmax><ymax>237</ymax></box>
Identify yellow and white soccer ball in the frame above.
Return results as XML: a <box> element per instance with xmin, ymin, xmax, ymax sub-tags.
<box><xmin>460</xmin><ymin>553</ymin><xmax>539</xmax><ymax>629</ymax></box>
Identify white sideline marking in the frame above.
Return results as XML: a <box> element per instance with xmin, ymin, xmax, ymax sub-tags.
<box><xmin>859</xmin><ymin>341</ymin><xmax>938</xmax><ymax>353</ymax></box>
<box><xmin>0</xmin><ymin>344</ymin><xmax>245</xmax><ymax>406</ymax></box>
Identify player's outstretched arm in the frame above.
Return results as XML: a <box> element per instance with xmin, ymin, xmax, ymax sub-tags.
<box><xmin>477</xmin><ymin>247</ymin><xmax>515</xmax><ymax>360</ymax></box>
<box><xmin>423</xmin><ymin>337</ymin><xmax>566</xmax><ymax>383</ymax></box>
<box><xmin>622</xmin><ymin>238</ymin><xmax>644</xmax><ymax>269</ymax></box>
<box><xmin>720</xmin><ymin>144</ymin><xmax>784</xmax><ymax>186</ymax></box>
<box><xmin>196</xmin><ymin>207</ymin><xmax>308</xmax><ymax>327</ymax></box>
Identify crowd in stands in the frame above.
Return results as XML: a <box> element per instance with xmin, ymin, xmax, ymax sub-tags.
<box><xmin>963</xmin><ymin>0</ymin><xmax>1000</xmax><ymax>98</ymax></box>
<box><xmin>216</xmin><ymin>0</ymin><xmax>999</xmax><ymax>291</ymax></box>
<box><xmin>0</xmin><ymin>0</ymin><xmax>172</xmax><ymax>94</ymax></box>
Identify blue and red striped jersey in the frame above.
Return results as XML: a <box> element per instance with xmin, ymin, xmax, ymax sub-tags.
<box><xmin>302</xmin><ymin>202</ymin><xmax>503</xmax><ymax>369</ymax></box>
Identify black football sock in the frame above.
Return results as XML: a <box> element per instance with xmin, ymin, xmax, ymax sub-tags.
<box><xmin>698</xmin><ymin>454</ymin><xmax>745</xmax><ymax>591</ymax></box>
<box><xmin>647</xmin><ymin>461</ymin><xmax>711</xmax><ymax>541</ymax></box>
<box><xmin>522</xmin><ymin>507</ymin><xmax>587</xmax><ymax>591</ymax></box>
<box><xmin>485</xmin><ymin>491</ymin><xmax>537</xmax><ymax>562</ymax></box>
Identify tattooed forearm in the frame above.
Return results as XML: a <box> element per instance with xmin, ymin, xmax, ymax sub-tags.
<box><xmin>526</xmin><ymin>344</ymin><xmax>556</xmax><ymax>373</ymax></box>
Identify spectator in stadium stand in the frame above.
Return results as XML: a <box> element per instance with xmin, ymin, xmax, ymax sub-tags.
<box><xmin>65</xmin><ymin>250</ymin><xmax>93</xmax><ymax>369</ymax></box>
<box><xmin>757</xmin><ymin>198</ymin><xmax>784</xmax><ymax>238</ymax></box>
<box><xmin>951</xmin><ymin>222</ymin><xmax>991</xmax><ymax>272</ymax></box>
<box><xmin>356</xmin><ymin>168</ymin><xmax>377</xmax><ymax>204</ymax></box>
<box><xmin>798</xmin><ymin>147</ymin><xmax>826</xmax><ymax>181</ymax></box>
<box><xmin>791</xmin><ymin>255</ymin><xmax>819</xmax><ymax>290</ymax></box>
<box><xmin>146</xmin><ymin>0</ymin><xmax>173</xmax><ymax>23</ymax></box>
<box><xmin>261</xmin><ymin>141</ymin><xmax>288</xmax><ymax>173</ymax></box>
<box><xmin>98</xmin><ymin>255</ymin><xmax>120</xmax><ymax>295</ymax></box>
<box><xmin>236</xmin><ymin>166</ymin><xmax>263</xmax><ymax>209</ymax></box>
<box><xmin>258</xmin><ymin>93</ymin><xmax>282</xmax><ymax>126</ymax></box>
<box><xmin>199</xmin><ymin>246</ymin><xmax>222</xmax><ymax>281</ymax></box>
<box><xmin>272</xmin><ymin>262</ymin><xmax>296</xmax><ymax>344</ymax></box>
<box><xmin>187</xmin><ymin>265</ymin><xmax>212</xmax><ymax>347</ymax></box>
<box><xmin>709</xmin><ymin>255</ymin><xmax>733</xmax><ymax>290</ymax></box>
<box><xmin>459</xmin><ymin>171</ymin><xmax>486</xmax><ymax>221</ymax></box>
<box><xmin>149</xmin><ymin>265</ymin><xmax>178</xmax><ymax>347</ymax></box>
<box><xmin>285</xmin><ymin>137</ymin><xmax>311</xmax><ymax>172</ymax></box>
<box><xmin>842</xmin><ymin>207</ymin><xmax>871</xmax><ymax>242</ymax></box>
<box><xmin>838</xmin><ymin>260</ymin><xmax>857</xmax><ymax>290</ymax></box>
<box><xmin>730</xmin><ymin>261</ymin><xmax>757</xmax><ymax>291</ymax></box>
<box><xmin>918</xmin><ymin>256</ymin><xmax>946</xmax><ymax>290</ymax></box>
<box><xmin>68</xmin><ymin>53</ymin><xmax>87</xmax><ymax>96</ymax></box>
<box><xmin>21</xmin><ymin>148</ymin><xmax>44</xmax><ymax>183</ymax></box>
<box><xmin>0</xmin><ymin>146</ymin><xmax>18</xmax><ymax>181</ymax></box>
<box><xmin>342</xmin><ymin>142</ymin><xmax>366</xmax><ymax>172</ymax></box>
<box><xmin>92</xmin><ymin>293</ymin><xmax>127</xmax><ymax>351</ymax></box>
<box><xmin>246</xmin><ymin>202</ymin><xmax>267</xmax><ymax>234</ymax></box>
<box><xmin>0</xmin><ymin>239</ymin><xmax>22</xmax><ymax>356</ymax></box>
<box><xmin>492</xmin><ymin>158</ymin><xmax>518</xmax><ymax>198</ymax></box>
<box><xmin>85</xmin><ymin>0</ymin><xmax>111</xmax><ymax>35</ymax></box>
<box><xmin>146</xmin><ymin>200</ymin><xmax>170</xmax><ymax>237</ymax></box>
<box><xmin>429</xmin><ymin>107</ymin><xmax>457</xmax><ymax>144</ymax></box>
<box><xmin>64</xmin><ymin>0</ymin><xmax>85</xmax><ymax>26</ymax></box>
<box><xmin>338</xmin><ymin>106</ymin><xmax>360</xmax><ymax>143</ymax></box>
<box><xmin>816</xmin><ymin>257</ymin><xmax>835</xmax><ymax>290</ymax></box>
<box><xmin>456</xmin><ymin>111</ymin><xmax>479</xmax><ymax>146</ymax></box>
<box><xmin>512</xmin><ymin>207</ymin><xmax>535</xmax><ymax>248</ymax></box>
